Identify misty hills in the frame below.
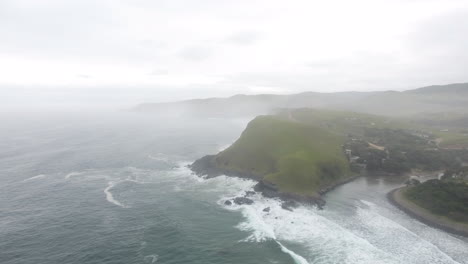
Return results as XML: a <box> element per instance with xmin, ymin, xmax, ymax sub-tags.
<box><xmin>134</xmin><ymin>82</ymin><xmax>468</xmax><ymax>117</ymax></box>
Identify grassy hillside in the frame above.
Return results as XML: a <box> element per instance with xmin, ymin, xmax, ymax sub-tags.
<box><xmin>278</xmin><ymin>108</ymin><xmax>411</xmax><ymax>134</ymax></box>
<box><xmin>191</xmin><ymin>108</ymin><xmax>468</xmax><ymax>198</ymax></box>
<box><xmin>212</xmin><ymin>116</ymin><xmax>350</xmax><ymax>196</ymax></box>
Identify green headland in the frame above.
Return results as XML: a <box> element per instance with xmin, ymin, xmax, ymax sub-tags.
<box><xmin>191</xmin><ymin>108</ymin><xmax>468</xmax><ymax>206</ymax></box>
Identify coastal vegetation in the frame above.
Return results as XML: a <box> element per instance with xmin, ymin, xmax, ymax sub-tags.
<box><xmin>404</xmin><ymin>179</ymin><xmax>468</xmax><ymax>223</ymax></box>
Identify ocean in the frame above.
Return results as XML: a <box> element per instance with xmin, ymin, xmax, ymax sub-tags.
<box><xmin>1</xmin><ymin>111</ymin><xmax>467</xmax><ymax>264</ymax></box>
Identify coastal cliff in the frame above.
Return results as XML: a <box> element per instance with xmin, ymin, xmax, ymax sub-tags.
<box><xmin>190</xmin><ymin>115</ymin><xmax>354</xmax><ymax>206</ymax></box>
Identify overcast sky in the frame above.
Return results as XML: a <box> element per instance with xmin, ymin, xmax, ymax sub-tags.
<box><xmin>1</xmin><ymin>0</ymin><xmax>467</xmax><ymax>109</ymax></box>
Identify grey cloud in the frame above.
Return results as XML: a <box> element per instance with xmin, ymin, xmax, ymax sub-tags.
<box><xmin>149</xmin><ymin>69</ymin><xmax>169</xmax><ymax>75</ymax></box>
<box><xmin>139</xmin><ymin>39</ymin><xmax>167</xmax><ymax>49</ymax></box>
<box><xmin>406</xmin><ymin>9</ymin><xmax>468</xmax><ymax>81</ymax></box>
<box><xmin>0</xmin><ymin>1</ymin><xmax>161</xmax><ymax>63</ymax></box>
<box><xmin>1</xmin><ymin>0</ymin><xmax>467</xmax><ymax>109</ymax></box>
<box><xmin>224</xmin><ymin>31</ymin><xmax>261</xmax><ymax>45</ymax></box>
<box><xmin>77</xmin><ymin>74</ymin><xmax>92</xmax><ymax>79</ymax></box>
<box><xmin>178</xmin><ymin>46</ymin><xmax>213</xmax><ymax>62</ymax></box>
<box><xmin>305</xmin><ymin>59</ymin><xmax>344</xmax><ymax>69</ymax></box>
<box><xmin>409</xmin><ymin>9</ymin><xmax>468</xmax><ymax>53</ymax></box>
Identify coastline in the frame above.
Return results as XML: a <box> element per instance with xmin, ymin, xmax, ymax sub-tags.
<box><xmin>189</xmin><ymin>156</ymin><xmax>361</xmax><ymax>207</ymax></box>
<box><xmin>318</xmin><ymin>174</ymin><xmax>361</xmax><ymax>196</ymax></box>
<box><xmin>387</xmin><ymin>187</ymin><xmax>468</xmax><ymax>238</ymax></box>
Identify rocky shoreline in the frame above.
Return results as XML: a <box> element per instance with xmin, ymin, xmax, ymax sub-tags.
<box><xmin>387</xmin><ymin>187</ymin><xmax>468</xmax><ymax>238</ymax></box>
<box><xmin>189</xmin><ymin>156</ymin><xmax>360</xmax><ymax>210</ymax></box>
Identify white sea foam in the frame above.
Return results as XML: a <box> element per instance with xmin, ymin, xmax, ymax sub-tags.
<box><xmin>155</xmin><ymin>162</ymin><xmax>466</xmax><ymax>264</ymax></box>
<box><xmin>277</xmin><ymin>242</ymin><xmax>309</xmax><ymax>264</ymax></box>
<box><xmin>65</xmin><ymin>171</ymin><xmax>83</xmax><ymax>179</ymax></box>
<box><xmin>215</xmin><ymin>179</ymin><xmax>399</xmax><ymax>264</ymax></box>
<box><xmin>228</xmin><ymin>196</ymin><xmax>310</xmax><ymax>264</ymax></box>
<box><xmin>218</xmin><ymin>144</ymin><xmax>231</xmax><ymax>151</ymax></box>
<box><xmin>354</xmin><ymin>200</ymin><xmax>459</xmax><ymax>264</ymax></box>
<box><xmin>23</xmin><ymin>174</ymin><xmax>46</xmax><ymax>182</ymax></box>
<box><xmin>143</xmin><ymin>254</ymin><xmax>159</xmax><ymax>263</ymax></box>
<box><xmin>124</xmin><ymin>177</ymin><xmax>140</xmax><ymax>184</ymax></box>
<box><xmin>168</xmin><ymin>165</ymin><xmax>384</xmax><ymax>264</ymax></box>
<box><xmin>148</xmin><ymin>153</ymin><xmax>169</xmax><ymax>162</ymax></box>
<box><xmin>169</xmin><ymin>170</ymin><xmax>310</xmax><ymax>264</ymax></box>
<box><xmin>104</xmin><ymin>181</ymin><xmax>127</xmax><ymax>208</ymax></box>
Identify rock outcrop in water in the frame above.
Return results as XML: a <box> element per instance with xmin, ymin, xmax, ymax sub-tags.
<box><xmin>233</xmin><ymin>197</ymin><xmax>254</xmax><ymax>205</ymax></box>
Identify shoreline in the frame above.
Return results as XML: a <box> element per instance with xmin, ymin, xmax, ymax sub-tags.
<box><xmin>318</xmin><ymin>174</ymin><xmax>361</xmax><ymax>196</ymax></box>
<box><xmin>387</xmin><ymin>187</ymin><xmax>468</xmax><ymax>238</ymax></box>
<box><xmin>189</xmin><ymin>157</ymin><xmax>361</xmax><ymax>208</ymax></box>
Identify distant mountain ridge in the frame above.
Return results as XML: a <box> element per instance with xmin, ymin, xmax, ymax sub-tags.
<box><xmin>134</xmin><ymin>82</ymin><xmax>468</xmax><ymax>117</ymax></box>
<box><xmin>408</xmin><ymin>83</ymin><xmax>468</xmax><ymax>94</ymax></box>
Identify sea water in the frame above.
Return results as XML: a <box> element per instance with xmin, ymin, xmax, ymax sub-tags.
<box><xmin>1</xmin><ymin>112</ymin><xmax>467</xmax><ymax>264</ymax></box>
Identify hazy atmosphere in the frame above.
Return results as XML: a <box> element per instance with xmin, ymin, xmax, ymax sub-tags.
<box><xmin>2</xmin><ymin>2</ymin><xmax>468</xmax><ymax>264</ymax></box>
<box><xmin>1</xmin><ymin>0</ymin><xmax>468</xmax><ymax>109</ymax></box>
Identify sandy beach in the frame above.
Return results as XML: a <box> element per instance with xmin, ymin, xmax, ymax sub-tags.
<box><xmin>388</xmin><ymin>187</ymin><xmax>468</xmax><ymax>238</ymax></box>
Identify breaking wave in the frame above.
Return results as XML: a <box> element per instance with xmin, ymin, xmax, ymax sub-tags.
<box><xmin>169</xmin><ymin>163</ymin><xmax>465</xmax><ymax>264</ymax></box>
<box><xmin>23</xmin><ymin>174</ymin><xmax>46</xmax><ymax>182</ymax></box>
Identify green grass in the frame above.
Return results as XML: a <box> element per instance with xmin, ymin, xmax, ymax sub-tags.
<box><xmin>434</xmin><ymin>131</ymin><xmax>468</xmax><ymax>148</ymax></box>
<box><xmin>281</xmin><ymin>108</ymin><xmax>412</xmax><ymax>137</ymax></box>
<box><xmin>214</xmin><ymin>115</ymin><xmax>350</xmax><ymax>196</ymax></box>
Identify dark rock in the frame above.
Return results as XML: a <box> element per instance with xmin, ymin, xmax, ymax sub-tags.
<box><xmin>233</xmin><ymin>197</ymin><xmax>254</xmax><ymax>205</ymax></box>
<box><xmin>190</xmin><ymin>155</ymin><xmax>222</xmax><ymax>178</ymax></box>
<box><xmin>254</xmin><ymin>179</ymin><xmax>326</xmax><ymax>209</ymax></box>
<box><xmin>263</xmin><ymin>207</ymin><xmax>270</xmax><ymax>212</ymax></box>
<box><xmin>190</xmin><ymin>155</ymin><xmax>261</xmax><ymax>180</ymax></box>
<box><xmin>318</xmin><ymin>175</ymin><xmax>360</xmax><ymax>195</ymax></box>
<box><xmin>281</xmin><ymin>200</ymin><xmax>298</xmax><ymax>211</ymax></box>
<box><xmin>254</xmin><ymin>180</ymin><xmax>280</xmax><ymax>198</ymax></box>
<box><xmin>191</xmin><ymin>158</ymin><xmax>334</xmax><ymax>209</ymax></box>
<box><xmin>224</xmin><ymin>200</ymin><xmax>232</xmax><ymax>206</ymax></box>
<box><xmin>245</xmin><ymin>191</ymin><xmax>256</xmax><ymax>197</ymax></box>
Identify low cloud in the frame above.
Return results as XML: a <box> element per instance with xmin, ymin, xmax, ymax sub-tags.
<box><xmin>224</xmin><ymin>31</ymin><xmax>261</xmax><ymax>46</ymax></box>
<box><xmin>77</xmin><ymin>74</ymin><xmax>92</xmax><ymax>79</ymax></box>
<box><xmin>178</xmin><ymin>46</ymin><xmax>213</xmax><ymax>62</ymax></box>
<box><xmin>0</xmin><ymin>0</ymin><xmax>467</xmax><ymax>108</ymax></box>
